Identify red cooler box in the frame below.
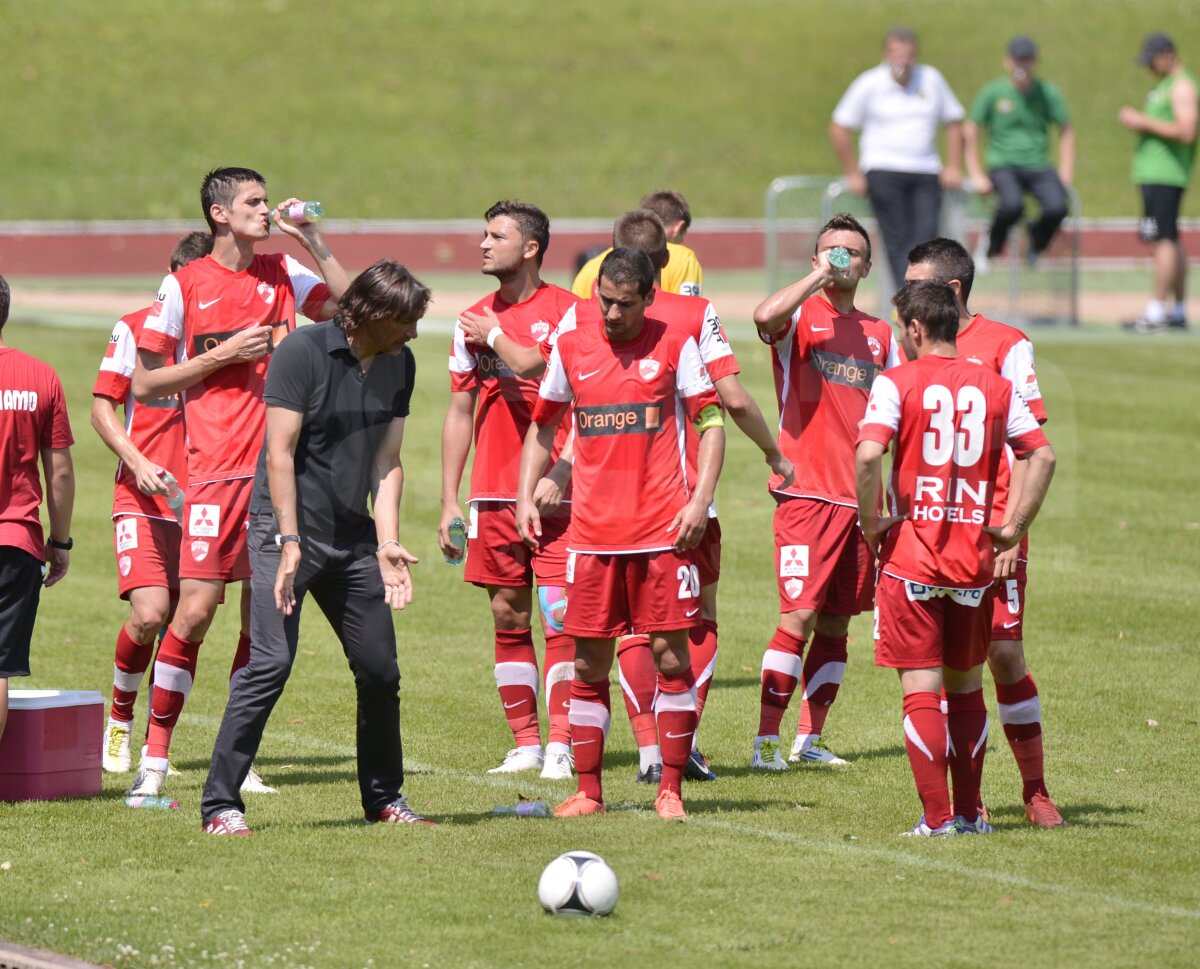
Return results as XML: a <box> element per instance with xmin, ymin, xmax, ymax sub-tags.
<box><xmin>0</xmin><ymin>690</ymin><xmax>103</xmax><ymax>801</ymax></box>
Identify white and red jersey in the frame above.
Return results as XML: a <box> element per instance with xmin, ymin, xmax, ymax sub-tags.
<box><xmin>858</xmin><ymin>354</ymin><xmax>1049</xmax><ymax>589</ymax></box>
<box><xmin>763</xmin><ymin>294</ymin><xmax>899</xmax><ymax>506</ymax></box>
<box><xmin>139</xmin><ymin>253</ymin><xmax>331</xmax><ymax>484</ymax></box>
<box><xmin>956</xmin><ymin>313</ymin><xmax>1047</xmax><ymax>527</ymax></box>
<box><xmin>449</xmin><ymin>283</ymin><xmax>579</xmax><ymax>501</ymax></box>
<box><xmin>93</xmin><ymin>306</ymin><xmax>186</xmax><ymax>522</ymax></box>
<box><xmin>533</xmin><ymin>313</ymin><xmax>719</xmax><ymax>554</ymax></box>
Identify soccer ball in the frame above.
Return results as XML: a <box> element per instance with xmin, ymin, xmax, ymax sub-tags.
<box><xmin>537</xmin><ymin>850</ymin><xmax>619</xmax><ymax>917</ymax></box>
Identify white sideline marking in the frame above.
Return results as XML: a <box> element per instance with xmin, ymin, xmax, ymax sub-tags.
<box><xmin>182</xmin><ymin>714</ymin><xmax>1200</xmax><ymax>922</ymax></box>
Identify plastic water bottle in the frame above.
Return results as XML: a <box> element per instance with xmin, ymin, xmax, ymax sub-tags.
<box><xmin>444</xmin><ymin>516</ymin><xmax>467</xmax><ymax>565</ymax></box>
<box><xmin>158</xmin><ymin>470</ymin><xmax>184</xmax><ymax>524</ymax></box>
<box><xmin>124</xmin><ymin>795</ymin><xmax>180</xmax><ymax>811</ymax></box>
<box><xmin>491</xmin><ymin>801</ymin><xmax>552</xmax><ymax>818</ymax></box>
<box><xmin>828</xmin><ymin>246</ymin><xmax>851</xmax><ymax>272</ymax></box>
<box><xmin>283</xmin><ymin>201</ymin><xmax>323</xmax><ymax>224</ymax></box>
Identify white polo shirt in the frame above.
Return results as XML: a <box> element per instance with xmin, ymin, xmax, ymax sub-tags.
<box><xmin>832</xmin><ymin>63</ymin><xmax>964</xmax><ymax>175</ymax></box>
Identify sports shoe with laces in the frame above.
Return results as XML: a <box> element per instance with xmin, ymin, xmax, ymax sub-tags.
<box><xmin>539</xmin><ymin>749</ymin><xmax>574</xmax><ymax>780</ymax></box>
<box><xmin>751</xmin><ymin>736</ymin><xmax>788</xmax><ymax>772</ymax></box>
<box><xmin>487</xmin><ymin>746</ymin><xmax>544</xmax><ymax>774</ymax></box>
<box><xmin>635</xmin><ymin>762</ymin><xmax>663</xmax><ymax>784</ymax></box>
<box><xmin>901</xmin><ymin>816</ymin><xmax>959</xmax><ymax>837</ymax></box>
<box><xmin>103</xmin><ymin>721</ymin><xmax>132</xmax><ymax>773</ymax></box>
<box><xmin>553</xmin><ymin>791</ymin><xmax>605</xmax><ymax>817</ymax></box>
<box><xmin>1024</xmin><ymin>792</ymin><xmax>1067</xmax><ymax>828</ymax></box>
<box><xmin>126</xmin><ymin>766</ymin><xmax>166</xmax><ymax>798</ymax></box>
<box><xmin>954</xmin><ymin>813</ymin><xmax>994</xmax><ymax>835</ymax></box>
<box><xmin>684</xmin><ymin>749</ymin><xmax>717</xmax><ymax>782</ymax></box>
<box><xmin>654</xmin><ymin>789</ymin><xmax>688</xmax><ymax>821</ymax></box>
<box><xmin>365</xmin><ymin>796</ymin><xmax>435</xmax><ymax>826</ymax></box>
<box><xmin>240</xmin><ymin>765</ymin><xmax>278</xmax><ymax>794</ymax></box>
<box><xmin>1122</xmin><ymin>316</ymin><xmax>1171</xmax><ymax>334</ymax></box>
<box><xmin>203</xmin><ymin>809</ymin><xmax>253</xmax><ymax>836</ymax></box>
<box><xmin>788</xmin><ymin>737</ymin><xmax>849</xmax><ymax>766</ymax></box>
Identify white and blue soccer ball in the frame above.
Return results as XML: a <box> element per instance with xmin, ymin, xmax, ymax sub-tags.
<box><xmin>537</xmin><ymin>850</ymin><xmax>619</xmax><ymax>917</ymax></box>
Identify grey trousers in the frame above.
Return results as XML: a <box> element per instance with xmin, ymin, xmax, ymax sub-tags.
<box><xmin>201</xmin><ymin>517</ymin><xmax>405</xmax><ymax>823</ymax></box>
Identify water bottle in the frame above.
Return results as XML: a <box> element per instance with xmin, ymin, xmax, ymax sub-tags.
<box><xmin>491</xmin><ymin>801</ymin><xmax>552</xmax><ymax>818</ymax></box>
<box><xmin>158</xmin><ymin>470</ymin><xmax>184</xmax><ymax>524</ymax></box>
<box><xmin>283</xmin><ymin>201</ymin><xmax>323</xmax><ymax>225</ymax></box>
<box><xmin>828</xmin><ymin>246</ymin><xmax>851</xmax><ymax>272</ymax></box>
<box><xmin>444</xmin><ymin>516</ymin><xmax>467</xmax><ymax>565</ymax></box>
<box><xmin>124</xmin><ymin>795</ymin><xmax>180</xmax><ymax>811</ymax></box>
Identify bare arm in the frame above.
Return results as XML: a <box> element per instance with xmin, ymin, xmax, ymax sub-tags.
<box><xmin>131</xmin><ymin>328</ymin><xmax>272</xmax><ymax>403</ymax></box>
<box><xmin>753</xmin><ymin>264</ymin><xmax>833</xmax><ymax>340</ymax></box>
<box><xmin>41</xmin><ymin>446</ymin><xmax>74</xmax><ymax>587</ymax></box>
<box><xmin>90</xmin><ymin>395</ymin><xmax>168</xmax><ymax>496</ymax></box>
<box><xmin>986</xmin><ymin>444</ymin><xmax>1055</xmax><ymax>551</ymax></box>
<box><xmin>855</xmin><ymin>439</ymin><xmax>907</xmax><ymax>555</ymax></box>
<box><xmin>264</xmin><ymin>406</ymin><xmax>304</xmax><ymax>614</ymax></box>
<box><xmin>964</xmin><ymin>120</ymin><xmax>991</xmax><ymax>193</ymax></box>
<box><xmin>1057</xmin><ymin>123</ymin><xmax>1076</xmax><ymax>186</ymax></box>
<box><xmin>516</xmin><ymin>419</ymin><xmax>558</xmax><ymax>549</ymax></box>
<box><xmin>458</xmin><ymin>309</ymin><xmax>547</xmax><ymax>379</ymax></box>
<box><xmin>829</xmin><ymin>122</ymin><xmax>868</xmax><ymax>195</ymax></box>
<box><xmin>712</xmin><ymin>373</ymin><xmax>792</xmax><ymax>487</ymax></box>
<box><xmin>271</xmin><ymin>201</ymin><xmax>351</xmax><ymax>318</ymax></box>
<box><xmin>1119</xmin><ymin>77</ymin><xmax>1199</xmax><ymax>143</ymax></box>
<box><xmin>941</xmin><ymin>120</ymin><xmax>964</xmax><ymax>189</ymax></box>
<box><xmin>371</xmin><ymin>417</ymin><xmax>418</xmax><ymax>611</ymax></box>
<box><xmin>438</xmin><ymin>388</ymin><xmax>477</xmax><ymax>558</ymax></box>
<box><xmin>669</xmin><ymin>423</ymin><xmax>724</xmax><ymax>551</ymax></box>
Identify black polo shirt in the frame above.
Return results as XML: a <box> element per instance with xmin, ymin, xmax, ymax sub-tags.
<box><xmin>249</xmin><ymin>322</ymin><xmax>416</xmax><ymax>547</ymax></box>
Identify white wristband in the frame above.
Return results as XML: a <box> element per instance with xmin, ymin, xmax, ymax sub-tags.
<box><xmin>485</xmin><ymin>327</ymin><xmax>502</xmax><ymax>349</ymax></box>
<box><xmin>377</xmin><ymin>539</ymin><xmax>400</xmax><ymax>552</ymax></box>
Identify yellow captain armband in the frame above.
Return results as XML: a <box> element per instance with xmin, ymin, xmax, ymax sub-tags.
<box><xmin>694</xmin><ymin>404</ymin><xmax>724</xmax><ymax>433</ymax></box>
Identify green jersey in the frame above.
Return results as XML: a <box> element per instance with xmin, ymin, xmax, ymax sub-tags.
<box><xmin>969</xmin><ymin>76</ymin><xmax>1070</xmax><ymax>170</ymax></box>
<box><xmin>1132</xmin><ymin>70</ymin><xmax>1198</xmax><ymax>188</ymax></box>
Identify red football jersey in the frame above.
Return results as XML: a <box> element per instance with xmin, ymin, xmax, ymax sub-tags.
<box><xmin>139</xmin><ymin>253</ymin><xmax>331</xmax><ymax>483</ymax></box>
<box><xmin>0</xmin><ymin>348</ymin><xmax>74</xmax><ymax>560</ymax></box>
<box><xmin>764</xmin><ymin>294</ymin><xmax>898</xmax><ymax>506</ymax></box>
<box><xmin>955</xmin><ymin>313</ymin><xmax>1048</xmax><ymax>527</ymax></box>
<box><xmin>533</xmin><ymin>314</ymin><xmax>719</xmax><ymax>554</ymax></box>
<box><xmin>93</xmin><ymin>307</ymin><xmax>186</xmax><ymax>522</ymax></box>
<box><xmin>858</xmin><ymin>354</ymin><xmax>1048</xmax><ymax>588</ymax></box>
<box><xmin>448</xmin><ymin>283</ymin><xmax>579</xmax><ymax>501</ymax></box>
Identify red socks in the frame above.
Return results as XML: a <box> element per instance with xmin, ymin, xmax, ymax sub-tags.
<box><xmin>145</xmin><ymin>629</ymin><xmax>201</xmax><ymax>763</ymax></box>
<box><xmin>569</xmin><ymin>678</ymin><xmax>611</xmax><ymax>802</ymax></box>
<box><xmin>543</xmin><ymin>632</ymin><xmax>574</xmax><ymax>747</ymax></box>
<box><xmin>902</xmin><ymin>691</ymin><xmax>951</xmax><ymax>828</ymax></box>
<box><xmin>689</xmin><ymin>620</ymin><xmax>719</xmax><ymax>730</ymax></box>
<box><xmin>617</xmin><ymin>635</ymin><xmax>659</xmax><ymax>750</ymax></box>
<box><xmin>494</xmin><ymin>628</ymin><xmax>540</xmax><ymax>748</ymax></box>
<box><xmin>654</xmin><ymin>671</ymin><xmax>697</xmax><ymax>796</ymax></box>
<box><xmin>996</xmin><ymin>674</ymin><xmax>1048</xmax><ymax>801</ymax></box>
<box><xmin>757</xmin><ymin>627</ymin><xmax>805</xmax><ymax>737</ymax></box>
<box><xmin>795</xmin><ymin>632</ymin><xmax>847</xmax><ymax>746</ymax></box>
<box><xmin>229</xmin><ymin>631</ymin><xmax>252</xmax><ymax>682</ymax></box>
<box><xmin>946</xmin><ymin>689</ymin><xmax>988</xmax><ymax>820</ymax></box>
<box><xmin>110</xmin><ymin>625</ymin><xmax>154</xmax><ymax>723</ymax></box>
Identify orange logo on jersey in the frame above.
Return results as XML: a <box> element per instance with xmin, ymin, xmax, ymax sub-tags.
<box><xmin>576</xmin><ymin>403</ymin><xmax>661</xmax><ymax>436</ymax></box>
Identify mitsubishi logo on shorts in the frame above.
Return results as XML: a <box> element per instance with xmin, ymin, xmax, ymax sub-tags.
<box><xmin>189</xmin><ymin>504</ymin><xmax>221</xmax><ymax>538</ymax></box>
<box><xmin>116</xmin><ymin>518</ymin><xmax>139</xmax><ymax>553</ymax></box>
<box><xmin>779</xmin><ymin>544</ymin><xmax>809</xmax><ymax>578</ymax></box>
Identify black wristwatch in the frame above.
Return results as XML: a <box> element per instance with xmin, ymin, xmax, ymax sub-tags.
<box><xmin>48</xmin><ymin>536</ymin><xmax>73</xmax><ymax>550</ymax></box>
<box><xmin>275</xmin><ymin>533</ymin><xmax>301</xmax><ymax>547</ymax></box>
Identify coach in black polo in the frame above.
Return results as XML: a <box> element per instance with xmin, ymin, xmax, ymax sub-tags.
<box><xmin>201</xmin><ymin>260</ymin><xmax>433</xmax><ymax>835</ymax></box>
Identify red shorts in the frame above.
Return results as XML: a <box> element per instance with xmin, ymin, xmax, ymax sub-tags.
<box><xmin>694</xmin><ymin>518</ymin><xmax>722</xmax><ymax>588</ymax></box>
<box><xmin>773</xmin><ymin>497</ymin><xmax>874</xmax><ymax>615</ymax></box>
<box><xmin>990</xmin><ymin>558</ymin><xmax>1027</xmax><ymax>641</ymax></box>
<box><xmin>873</xmin><ymin>573</ymin><xmax>990</xmax><ymax>672</ymax></box>
<box><xmin>113</xmin><ymin>515</ymin><xmax>180</xmax><ymax>598</ymax></box>
<box><xmin>564</xmin><ymin>549</ymin><xmax>701</xmax><ymax>638</ymax></box>
<box><xmin>180</xmin><ymin>477</ymin><xmax>252</xmax><ymax>582</ymax></box>
<box><xmin>464</xmin><ymin>501</ymin><xmax>570</xmax><ymax>588</ymax></box>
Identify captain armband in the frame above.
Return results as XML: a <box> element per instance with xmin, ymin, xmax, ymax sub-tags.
<box><xmin>694</xmin><ymin>404</ymin><xmax>724</xmax><ymax>433</ymax></box>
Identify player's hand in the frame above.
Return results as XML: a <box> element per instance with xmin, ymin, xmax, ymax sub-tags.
<box><xmin>846</xmin><ymin>171</ymin><xmax>868</xmax><ymax>196</ymax></box>
<box><xmin>940</xmin><ymin>166</ymin><xmax>964</xmax><ymax>191</ymax></box>
<box><xmin>1117</xmin><ymin>106</ymin><xmax>1142</xmax><ymax>131</ymax></box>
<box><xmin>971</xmin><ymin>174</ymin><xmax>994</xmax><ymax>196</ymax></box>
<box><xmin>215</xmin><ymin>325</ymin><xmax>273</xmax><ymax>364</ymax></box>
<box><xmin>667</xmin><ymin>500</ymin><xmax>708</xmax><ymax>552</ymax></box>
<box><xmin>516</xmin><ymin>496</ymin><xmax>543</xmax><ymax>550</ymax></box>
<box><xmin>460</xmin><ymin>308</ymin><xmax>501</xmax><ymax>347</ymax></box>
<box><xmin>993</xmin><ymin>543</ymin><xmax>1020</xmax><ymax>580</ymax></box>
<box><xmin>766</xmin><ymin>450</ymin><xmax>794</xmax><ymax>490</ymax></box>
<box><xmin>133</xmin><ymin>459</ymin><xmax>169</xmax><ymax>497</ymax></box>
<box><xmin>532</xmin><ymin>475</ymin><xmax>564</xmax><ymax>517</ymax></box>
<box><xmin>437</xmin><ymin>505</ymin><xmax>466</xmax><ymax>560</ymax></box>
<box><xmin>860</xmin><ymin>512</ymin><xmax>908</xmax><ymax>556</ymax></box>
<box><xmin>984</xmin><ymin>522</ymin><xmax>1024</xmax><ymax>554</ymax></box>
<box><xmin>274</xmin><ymin>542</ymin><xmax>302</xmax><ymax>615</ymax></box>
<box><xmin>271</xmin><ymin>197</ymin><xmax>324</xmax><ymax>246</ymax></box>
<box><xmin>42</xmin><ymin>545</ymin><xmax>69</xmax><ymax>587</ymax></box>
<box><xmin>378</xmin><ymin>543</ymin><xmax>418</xmax><ymax>611</ymax></box>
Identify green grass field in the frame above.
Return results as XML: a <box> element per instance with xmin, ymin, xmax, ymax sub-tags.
<box><xmin>3</xmin><ymin>0</ymin><xmax>1198</xmax><ymax>222</ymax></box>
<box><xmin>0</xmin><ymin>308</ymin><xmax>1197</xmax><ymax>968</ymax></box>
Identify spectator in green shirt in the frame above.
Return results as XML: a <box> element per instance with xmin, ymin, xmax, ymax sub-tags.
<box><xmin>1119</xmin><ymin>33</ymin><xmax>1198</xmax><ymax>332</ymax></box>
<box><xmin>965</xmin><ymin>36</ymin><xmax>1075</xmax><ymax>271</ymax></box>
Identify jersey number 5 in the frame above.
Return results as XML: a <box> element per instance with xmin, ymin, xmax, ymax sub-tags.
<box><xmin>922</xmin><ymin>384</ymin><xmax>986</xmax><ymax>467</ymax></box>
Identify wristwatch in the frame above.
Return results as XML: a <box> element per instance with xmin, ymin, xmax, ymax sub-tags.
<box><xmin>48</xmin><ymin>536</ymin><xmax>73</xmax><ymax>550</ymax></box>
<box><xmin>275</xmin><ymin>534</ymin><xmax>301</xmax><ymax>547</ymax></box>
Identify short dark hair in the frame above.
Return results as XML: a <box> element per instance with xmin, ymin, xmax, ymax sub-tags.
<box><xmin>201</xmin><ymin>167</ymin><xmax>266</xmax><ymax>233</ymax></box>
<box><xmin>598</xmin><ymin>247</ymin><xmax>656</xmax><ymax>297</ymax></box>
<box><xmin>0</xmin><ymin>274</ymin><xmax>9</xmax><ymax>331</ymax></box>
<box><xmin>613</xmin><ymin>210</ymin><xmax>668</xmax><ymax>269</ymax></box>
<box><xmin>335</xmin><ymin>259</ymin><xmax>431</xmax><ymax>334</ymax></box>
<box><xmin>893</xmin><ymin>279</ymin><xmax>960</xmax><ymax>343</ymax></box>
<box><xmin>885</xmin><ymin>26</ymin><xmax>918</xmax><ymax>47</ymax></box>
<box><xmin>907</xmin><ymin>237</ymin><xmax>975</xmax><ymax>304</ymax></box>
<box><xmin>817</xmin><ymin>212</ymin><xmax>872</xmax><ymax>263</ymax></box>
<box><xmin>639</xmin><ymin>190</ymin><xmax>692</xmax><ymax>230</ymax></box>
<box><xmin>485</xmin><ymin>200</ymin><xmax>550</xmax><ymax>265</ymax></box>
<box><xmin>170</xmin><ymin>231</ymin><xmax>214</xmax><ymax>272</ymax></box>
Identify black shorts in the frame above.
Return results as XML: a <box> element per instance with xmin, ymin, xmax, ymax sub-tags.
<box><xmin>1138</xmin><ymin>184</ymin><xmax>1185</xmax><ymax>242</ymax></box>
<box><xmin>0</xmin><ymin>546</ymin><xmax>43</xmax><ymax>677</ymax></box>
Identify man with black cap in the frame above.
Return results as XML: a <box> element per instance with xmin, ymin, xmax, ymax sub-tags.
<box><xmin>1120</xmin><ymin>33</ymin><xmax>1198</xmax><ymax>332</ymax></box>
<box><xmin>965</xmin><ymin>36</ymin><xmax>1075</xmax><ymax>271</ymax></box>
